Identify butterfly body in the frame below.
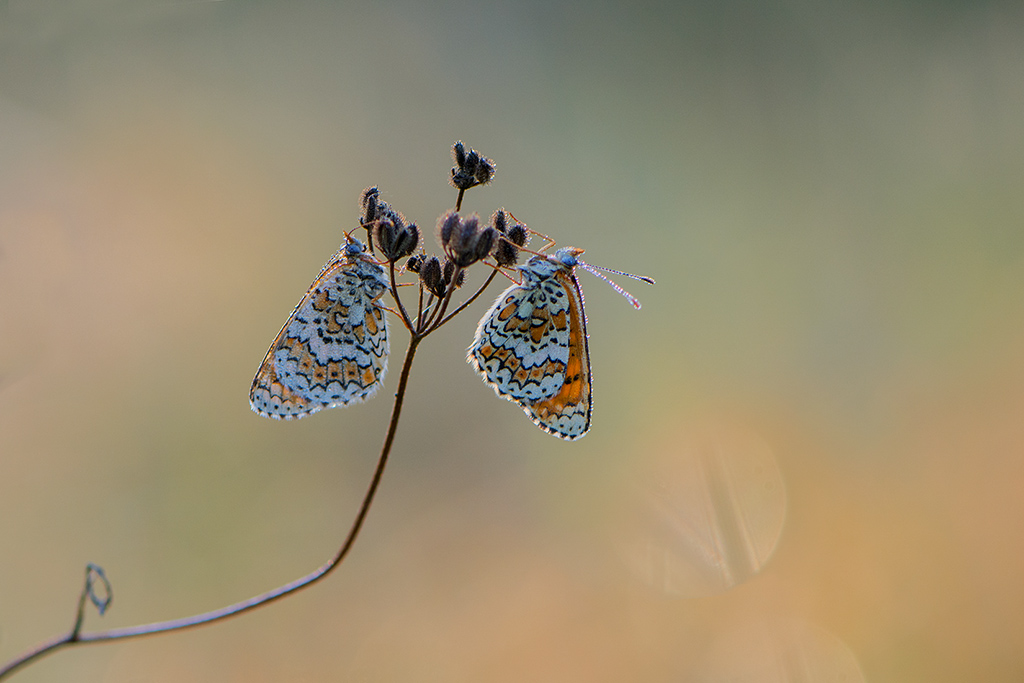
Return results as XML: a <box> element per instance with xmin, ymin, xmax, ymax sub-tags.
<box><xmin>250</xmin><ymin>238</ymin><xmax>389</xmax><ymax>419</ymax></box>
<box><xmin>469</xmin><ymin>247</ymin><xmax>593</xmax><ymax>440</ymax></box>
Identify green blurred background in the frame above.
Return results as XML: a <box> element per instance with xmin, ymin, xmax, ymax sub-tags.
<box><xmin>2</xmin><ymin>1</ymin><xmax>1024</xmax><ymax>681</ymax></box>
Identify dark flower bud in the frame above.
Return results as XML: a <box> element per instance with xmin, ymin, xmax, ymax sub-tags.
<box><xmin>374</xmin><ymin>217</ymin><xmax>421</xmax><ymax>262</ymax></box>
<box><xmin>392</xmin><ymin>222</ymin><xmax>420</xmax><ymax>260</ymax></box>
<box><xmin>371</xmin><ymin>216</ymin><xmax>395</xmax><ymax>255</ymax></box>
<box><xmin>420</xmin><ymin>256</ymin><xmax>444</xmax><ymax>298</ymax></box>
<box><xmin>450</xmin><ymin>214</ymin><xmax>490</xmax><ymax>267</ymax></box>
<box><xmin>359</xmin><ymin>187</ymin><xmax>412</xmax><ymax>257</ymax></box>
<box><xmin>489</xmin><ymin>212</ymin><xmax>528</xmax><ymax>267</ymax></box>
<box><xmin>436</xmin><ymin>211</ymin><xmax>494</xmax><ymax>267</ymax></box>
<box><xmin>507</xmin><ymin>221</ymin><xmax>528</xmax><ymax>247</ymax></box>
<box><xmin>442</xmin><ymin>258</ymin><xmax>466</xmax><ymax>290</ymax></box>
<box><xmin>473</xmin><ymin>226</ymin><xmax>497</xmax><ymax>263</ymax></box>
<box><xmin>450</xmin><ymin>141</ymin><xmax>495</xmax><ymax>191</ymax></box>
<box><xmin>493</xmin><ymin>238</ymin><xmax>519</xmax><ymax>267</ymax></box>
<box><xmin>491</xmin><ymin>209</ymin><xmax>508</xmax><ymax>234</ymax></box>
<box><xmin>406</xmin><ymin>254</ymin><xmax>424</xmax><ymax>273</ymax></box>
<box><xmin>360</xmin><ymin>186</ymin><xmax>380</xmax><ymax>223</ymax></box>
<box><xmin>450</xmin><ymin>168</ymin><xmax>472</xmax><ymax>190</ymax></box>
<box><xmin>475</xmin><ymin>158</ymin><xmax>495</xmax><ymax>185</ymax></box>
<box><xmin>465</xmin><ymin>150</ymin><xmax>480</xmax><ymax>174</ymax></box>
<box><xmin>450</xmin><ymin>214</ymin><xmax>479</xmax><ymax>255</ymax></box>
<box><xmin>437</xmin><ymin>211</ymin><xmax>460</xmax><ymax>249</ymax></box>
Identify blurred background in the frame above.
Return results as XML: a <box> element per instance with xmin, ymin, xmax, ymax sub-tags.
<box><xmin>2</xmin><ymin>1</ymin><xmax>1023</xmax><ymax>681</ymax></box>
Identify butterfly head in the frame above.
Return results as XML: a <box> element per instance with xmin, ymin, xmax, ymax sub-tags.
<box><xmin>343</xmin><ymin>234</ymin><xmax>367</xmax><ymax>258</ymax></box>
<box><xmin>553</xmin><ymin>247</ymin><xmax>585</xmax><ymax>268</ymax></box>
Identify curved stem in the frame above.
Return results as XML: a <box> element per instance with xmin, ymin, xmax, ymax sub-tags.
<box><xmin>0</xmin><ymin>335</ymin><xmax>422</xmax><ymax>681</ymax></box>
<box><xmin>389</xmin><ymin>261</ymin><xmax>414</xmax><ymax>331</ymax></box>
<box><xmin>421</xmin><ymin>264</ymin><xmax>463</xmax><ymax>332</ymax></box>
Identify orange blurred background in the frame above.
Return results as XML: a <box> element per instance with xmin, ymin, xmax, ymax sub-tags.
<box><xmin>2</xmin><ymin>1</ymin><xmax>1024</xmax><ymax>681</ymax></box>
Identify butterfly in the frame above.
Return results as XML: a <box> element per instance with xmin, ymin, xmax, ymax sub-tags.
<box><xmin>468</xmin><ymin>247</ymin><xmax>652</xmax><ymax>440</ymax></box>
<box><xmin>250</xmin><ymin>236</ymin><xmax>390</xmax><ymax>419</ymax></box>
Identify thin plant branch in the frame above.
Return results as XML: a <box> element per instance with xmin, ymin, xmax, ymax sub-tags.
<box><xmin>422</xmin><ymin>265</ymin><xmax>463</xmax><ymax>332</ymax></box>
<box><xmin>1</xmin><ymin>140</ymin><xmax>506</xmax><ymax>681</ymax></box>
<box><xmin>433</xmin><ymin>268</ymin><xmax>499</xmax><ymax>331</ymax></box>
<box><xmin>389</xmin><ymin>260</ymin><xmax>414</xmax><ymax>331</ymax></box>
<box><xmin>0</xmin><ymin>334</ymin><xmax>424</xmax><ymax>681</ymax></box>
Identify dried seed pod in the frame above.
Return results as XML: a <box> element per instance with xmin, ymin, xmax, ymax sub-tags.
<box><xmin>441</xmin><ymin>258</ymin><xmax>466</xmax><ymax>290</ymax></box>
<box><xmin>420</xmin><ymin>256</ymin><xmax>444</xmax><ymax>298</ymax></box>
<box><xmin>473</xmin><ymin>226</ymin><xmax>497</xmax><ymax>263</ymax></box>
<box><xmin>507</xmin><ymin>222</ymin><xmax>528</xmax><ymax>247</ymax></box>
<box><xmin>465</xmin><ymin>150</ymin><xmax>480</xmax><ymax>174</ymax></box>
<box><xmin>450</xmin><ymin>141</ymin><xmax>495</xmax><ymax>191</ymax></box>
<box><xmin>374</xmin><ymin>218</ymin><xmax>421</xmax><ymax>262</ymax></box>
<box><xmin>371</xmin><ymin>216</ymin><xmax>395</xmax><ymax>256</ymax></box>
<box><xmin>393</xmin><ymin>222</ymin><xmax>420</xmax><ymax>260</ymax></box>
<box><xmin>449</xmin><ymin>214</ymin><xmax>479</xmax><ymax>258</ymax></box>
<box><xmin>437</xmin><ymin>211</ymin><xmax>460</xmax><ymax>250</ymax></box>
<box><xmin>474</xmin><ymin>158</ymin><xmax>495</xmax><ymax>184</ymax></box>
<box><xmin>360</xmin><ymin>186</ymin><xmax>380</xmax><ymax>223</ymax></box>
<box><xmin>491</xmin><ymin>214</ymin><xmax>528</xmax><ymax>268</ymax></box>
<box><xmin>493</xmin><ymin>237</ymin><xmax>519</xmax><ymax>267</ymax></box>
<box><xmin>491</xmin><ymin>209</ymin><xmax>508</xmax><ymax>234</ymax></box>
<box><xmin>451</xmin><ymin>214</ymin><xmax>493</xmax><ymax>267</ymax></box>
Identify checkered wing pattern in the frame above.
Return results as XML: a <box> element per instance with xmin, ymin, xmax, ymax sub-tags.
<box><xmin>469</xmin><ymin>251</ymin><xmax>593</xmax><ymax>440</ymax></box>
<box><xmin>250</xmin><ymin>240</ymin><xmax>389</xmax><ymax>419</ymax></box>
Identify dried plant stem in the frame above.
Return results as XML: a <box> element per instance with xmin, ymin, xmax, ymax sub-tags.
<box><xmin>0</xmin><ymin>334</ymin><xmax>423</xmax><ymax>681</ymax></box>
<box><xmin>389</xmin><ymin>260</ymin><xmax>414</xmax><ymax>329</ymax></box>
<box><xmin>3</xmin><ymin>140</ymin><xmax>503</xmax><ymax>680</ymax></box>
<box><xmin>434</xmin><ymin>268</ymin><xmax>498</xmax><ymax>331</ymax></box>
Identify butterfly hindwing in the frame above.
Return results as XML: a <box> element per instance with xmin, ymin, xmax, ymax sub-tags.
<box><xmin>250</xmin><ymin>239</ymin><xmax>389</xmax><ymax>419</ymax></box>
<box><xmin>469</xmin><ymin>249</ymin><xmax>593</xmax><ymax>440</ymax></box>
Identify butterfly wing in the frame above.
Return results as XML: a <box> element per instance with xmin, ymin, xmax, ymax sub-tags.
<box><xmin>522</xmin><ymin>268</ymin><xmax>592</xmax><ymax>440</ymax></box>
<box><xmin>250</xmin><ymin>251</ymin><xmax>389</xmax><ymax>419</ymax></box>
<box><xmin>469</xmin><ymin>257</ymin><xmax>593</xmax><ymax>440</ymax></box>
<box><xmin>469</xmin><ymin>275</ymin><xmax>572</xmax><ymax>405</ymax></box>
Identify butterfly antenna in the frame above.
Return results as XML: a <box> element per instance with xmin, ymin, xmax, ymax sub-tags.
<box><xmin>577</xmin><ymin>261</ymin><xmax>654</xmax><ymax>310</ymax></box>
<box><xmin>581</xmin><ymin>261</ymin><xmax>655</xmax><ymax>286</ymax></box>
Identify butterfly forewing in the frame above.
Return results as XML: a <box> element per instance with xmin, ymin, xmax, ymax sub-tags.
<box><xmin>250</xmin><ymin>240</ymin><xmax>389</xmax><ymax>419</ymax></box>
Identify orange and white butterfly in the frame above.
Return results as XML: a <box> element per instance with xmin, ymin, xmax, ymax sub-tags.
<box><xmin>468</xmin><ymin>247</ymin><xmax>652</xmax><ymax>440</ymax></box>
<box><xmin>250</xmin><ymin>237</ymin><xmax>389</xmax><ymax>419</ymax></box>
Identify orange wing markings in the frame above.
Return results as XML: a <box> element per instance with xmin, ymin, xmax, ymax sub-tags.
<box><xmin>250</xmin><ymin>239</ymin><xmax>390</xmax><ymax>420</ymax></box>
<box><xmin>525</xmin><ymin>270</ymin><xmax>591</xmax><ymax>439</ymax></box>
<box><xmin>469</xmin><ymin>244</ymin><xmax>644</xmax><ymax>440</ymax></box>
